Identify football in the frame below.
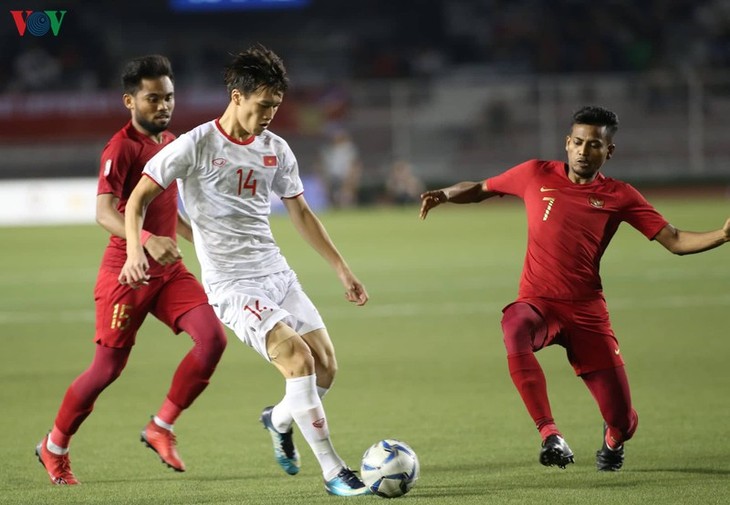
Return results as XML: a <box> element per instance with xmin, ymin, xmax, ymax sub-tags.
<box><xmin>360</xmin><ymin>439</ymin><xmax>420</xmax><ymax>498</ymax></box>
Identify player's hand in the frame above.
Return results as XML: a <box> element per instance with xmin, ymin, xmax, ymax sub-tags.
<box><xmin>143</xmin><ymin>235</ymin><xmax>183</xmax><ymax>266</ymax></box>
<box><xmin>419</xmin><ymin>190</ymin><xmax>447</xmax><ymax>220</ymax></box>
<box><xmin>340</xmin><ymin>271</ymin><xmax>368</xmax><ymax>306</ymax></box>
<box><xmin>118</xmin><ymin>248</ymin><xmax>151</xmax><ymax>288</ymax></box>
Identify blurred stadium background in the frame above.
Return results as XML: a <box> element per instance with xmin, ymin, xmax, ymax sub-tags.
<box><xmin>2</xmin><ymin>3</ymin><xmax>730</xmax><ymax>503</ymax></box>
<box><xmin>1</xmin><ymin>0</ymin><xmax>729</xmax><ymax>225</ymax></box>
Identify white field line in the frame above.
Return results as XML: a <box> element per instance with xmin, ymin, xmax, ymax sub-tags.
<box><xmin>0</xmin><ymin>309</ymin><xmax>96</xmax><ymax>324</ymax></box>
<box><xmin>324</xmin><ymin>293</ymin><xmax>730</xmax><ymax>318</ymax></box>
<box><xmin>0</xmin><ymin>268</ymin><xmax>97</xmax><ymax>286</ymax></box>
<box><xmin>1</xmin><ymin>293</ymin><xmax>729</xmax><ymax>325</ymax></box>
<box><xmin>1</xmin><ymin>261</ymin><xmax>728</xmax><ymax>286</ymax></box>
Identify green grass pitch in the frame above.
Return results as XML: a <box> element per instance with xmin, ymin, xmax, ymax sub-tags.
<box><xmin>1</xmin><ymin>196</ymin><xmax>729</xmax><ymax>504</ymax></box>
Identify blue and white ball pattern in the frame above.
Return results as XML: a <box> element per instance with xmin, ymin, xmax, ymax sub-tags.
<box><xmin>360</xmin><ymin>439</ymin><xmax>420</xmax><ymax>498</ymax></box>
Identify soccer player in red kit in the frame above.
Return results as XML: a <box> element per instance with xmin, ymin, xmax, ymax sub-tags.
<box><xmin>35</xmin><ymin>55</ymin><xmax>227</xmax><ymax>485</ymax></box>
<box><xmin>419</xmin><ymin>106</ymin><xmax>730</xmax><ymax>471</ymax></box>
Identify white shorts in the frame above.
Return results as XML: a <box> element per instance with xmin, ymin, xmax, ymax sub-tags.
<box><xmin>208</xmin><ymin>269</ymin><xmax>325</xmax><ymax>361</ymax></box>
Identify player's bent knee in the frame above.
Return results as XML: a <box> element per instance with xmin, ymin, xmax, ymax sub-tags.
<box><xmin>268</xmin><ymin>326</ymin><xmax>315</xmax><ymax>377</ymax></box>
<box><xmin>501</xmin><ymin>303</ymin><xmax>544</xmax><ymax>354</ymax></box>
<box><xmin>273</xmin><ymin>346</ymin><xmax>315</xmax><ymax>377</ymax></box>
<box><xmin>208</xmin><ymin>325</ymin><xmax>228</xmax><ymax>357</ymax></box>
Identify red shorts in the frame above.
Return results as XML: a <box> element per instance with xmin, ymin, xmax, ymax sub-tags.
<box><xmin>505</xmin><ymin>296</ymin><xmax>624</xmax><ymax>375</ymax></box>
<box><xmin>94</xmin><ymin>262</ymin><xmax>209</xmax><ymax>348</ymax></box>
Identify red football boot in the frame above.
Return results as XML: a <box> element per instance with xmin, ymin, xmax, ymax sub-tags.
<box><xmin>35</xmin><ymin>435</ymin><xmax>80</xmax><ymax>485</ymax></box>
<box><xmin>140</xmin><ymin>418</ymin><xmax>186</xmax><ymax>472</ymax></box>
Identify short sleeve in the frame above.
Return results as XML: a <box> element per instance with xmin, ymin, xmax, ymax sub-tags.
<box><xmin>143</xmin><ymin>134</ymin><xmax>196</xmax><ymax>189</ymax></box>
<box><xmin>97</xmin><ymin>139</ymin><xmax>136</xmax><ymax>198</ymax></box>
<box><xmin>271</xmin><ymin>141</ymin><xmax>304</xmax><ymax>198</ymax></box>
<box><xmin>484</xmin><ymin>159</ymin><xmax>539</xmax><ymax>198</ymax></box>
<box><xmin>619</xmin><ymin>184</ymin><xmax>669</xmax><ymax>240</ymax></box>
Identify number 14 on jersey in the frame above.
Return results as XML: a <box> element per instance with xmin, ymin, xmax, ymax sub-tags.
<box><xmin>237</xmin><ymin>168</ymin><xmax>257</xmax><ymax>196</ymax></box>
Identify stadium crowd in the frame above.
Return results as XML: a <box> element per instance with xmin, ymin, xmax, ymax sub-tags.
<box><xmin>2</xmin><ymin>0</ymin><xmax>729</xmax><ymax>93</ymax></box>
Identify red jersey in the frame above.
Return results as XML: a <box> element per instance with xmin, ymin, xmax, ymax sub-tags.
<box><xmin>97</xmin><ymin>121</ymin><xmax>177</xmax><ymax>277</ymax></box>
<box><xmin>484</xmin><ymin>159</ymin><xmax>668</xmax><ymax>300</ymax></box>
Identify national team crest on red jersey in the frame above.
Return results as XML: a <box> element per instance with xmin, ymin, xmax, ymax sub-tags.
<box><xmin>588</xmin><ymin>195</ymin><xmax>605</xmax><ymax>208</ymax></box>
<box><xmin>263</xmin><ymin>155</ymin><xmax>278</xmax><ymax>167</ymax></box>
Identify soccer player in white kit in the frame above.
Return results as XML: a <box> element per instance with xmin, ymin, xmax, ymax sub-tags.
<box><xmin>119</xmin><ymin>45</ymin><xmax>370</xmax><ymax>496</ymax></box>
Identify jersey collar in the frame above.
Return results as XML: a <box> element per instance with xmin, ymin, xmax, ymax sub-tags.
<box><xmin>214</xmin><ymin>118</ymin><xmax>256</xmax><ymax>145</ymax></box>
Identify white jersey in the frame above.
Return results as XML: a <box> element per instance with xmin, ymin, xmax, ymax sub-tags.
<box><xmin>143</xmin><ymin>119</ymin><xmax>304</xmax><ymax>286</ymax></box>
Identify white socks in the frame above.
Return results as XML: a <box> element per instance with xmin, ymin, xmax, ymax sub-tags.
<box><xmin>271</xmin><ymin>383</ymin><xmax>329</xmax><ymax>432</ymax></box>
<box><xmin>278</xmin><ymin>375</ymin><xmax>342</xmax><ymax>480</ymax></box>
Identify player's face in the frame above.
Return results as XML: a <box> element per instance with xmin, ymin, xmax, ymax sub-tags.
<box><xmin>565</xmin><ymin>123</ymin><xmax>615</xmax><ymax>183</ymax></box>
<box><xmin>233</xmin><ymin>87</ymin><xmax>283</xmax><ymax>137</ymax></box>
<box><xmin>124</xmin><ymin>76</ymin><xmax>175</xmax><ymax>138</ymax></box>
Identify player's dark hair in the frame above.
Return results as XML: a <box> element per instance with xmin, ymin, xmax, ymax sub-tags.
<box><xmin>572</xmin><ymin>106</ymin><xmax>619</xmax><ymax>138</ymax></box>
<box><xmin>121</xmin><ymin>55</ymin><xmax>174</xmax><ymax>95</ymax></box>
<box><xmin>224</xmin><ymin>44</ymin><xmax>289</xmax><ymax>97</ymax></box>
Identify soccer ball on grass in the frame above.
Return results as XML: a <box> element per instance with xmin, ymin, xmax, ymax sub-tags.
<box><xmin>360</xmin><ymin>439</ymin><xmax>419</xmax><ymax>498</ymax></box>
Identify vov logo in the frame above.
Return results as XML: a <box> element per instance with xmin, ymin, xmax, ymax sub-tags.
<box><xmin>10</xmin><ymin>10</ymin><xmax>67</xmax><ymax>37</ymax></box>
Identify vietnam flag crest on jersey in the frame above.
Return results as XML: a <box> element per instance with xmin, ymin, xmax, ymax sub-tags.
<box><xmin>263</xmin><ymin>155</ymin><xmax>277</xmax><ymax>167</ymax></box>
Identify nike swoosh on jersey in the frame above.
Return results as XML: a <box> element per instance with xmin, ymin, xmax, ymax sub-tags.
<box><xmin>540</xmin><ymin>186</ymin><xmax>557</xmax><ymax>192</ymax></box>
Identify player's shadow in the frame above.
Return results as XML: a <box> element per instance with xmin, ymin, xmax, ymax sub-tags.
<box><xmin>91</xmin><ymin>470</ymin><xmax>274</xmax><ymax>485</ymax></box>
<box><xmin>632</xmin><ymin>467</ymin><xmax>730</xmax><ymax>476</ymax></box>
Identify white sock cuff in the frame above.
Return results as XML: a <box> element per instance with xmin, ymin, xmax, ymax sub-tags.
<box><xmin>46</xmin><ymin>436</ymin><xmax>69</xmax><ymax>455</ymax></box>
<box><xmin>153</xmin><ymin>415</ymin><xmax>174</xmax><ymax>431</ymax></box>
<box><xmin>285</xmin><ymin>375</ymin><xmax>319</xmax><ymax>410</ymax></box>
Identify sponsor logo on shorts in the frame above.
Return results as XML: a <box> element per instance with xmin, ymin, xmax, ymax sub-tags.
<box><xmin>312</xmin><ymin>418</ymin><xmax>326</xmax><ymax>429</ymax></box>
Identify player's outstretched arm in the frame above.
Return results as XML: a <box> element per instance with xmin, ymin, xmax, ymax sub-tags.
<box><xmin>419</xmin><ymin>181</ymin><xmax>496</xmax><ymax>220</ymax></box>
<box><xmin>653</xmin><ymin>218</ymin><xmax>730</xmax><ymax>255</ymax></box>
<box><xmin>118</xmin><ymin>176</ymin><xmax>165</xmax><ymax>287</ymax></box>
<box><xmin>282</xmin><ymin>195</ymin><xmax>368</xmax><ymax>306</ymax></box>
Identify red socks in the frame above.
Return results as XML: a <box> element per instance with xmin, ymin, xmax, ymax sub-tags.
<box><xmin>582</xmin><ymin>366</ymin><xmax>637</xmax><ymax>447</ymax></box>
<box><xmin>507</xmin><ymin>352</ymin><xmax>557</xmax><ymax>439</ymax></box>
<box><xmin>52</xmin><ymin>345</ymin><xmax>132</xmax><ymax>448</ymax></box>
<box><xmin>50</xmin><ymin>305</ymin><xmax>226</xmax><ymax>449</ymax></box>
<box><xmin>165</xmin><ymin>304</ymin><xmax>227</xmax><ymax>414</ymax></box>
